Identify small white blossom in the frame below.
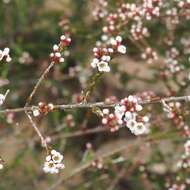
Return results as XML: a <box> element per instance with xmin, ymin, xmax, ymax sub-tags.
<box><xmin>43</xmin><ymin>149</ymin><xmax>64</xmax><ymax>174</ymax></box>
<box><xmin>53</xmin><ymin>44</ymin><xmax>59</xmax><ymax>51</ymax></box>
<box><xmin>91</xmin><ymin>58</ymin><xmax>99</xmax><ymax>68</ymax></box>
<box><xmin>116</xmin><ymin>36</ymin><xmax>122</xmax><ymax>43</ymax></box>
<box><xmin>117</xmin><ymin>45</ymin><xmax>127</xmax><ymax>54</ymax></box>
<box><xmin>136</xmin><ymin>104</ymin><xmax>143</xmax><ymax>111</ymax></box>
<box><xmin>97</xmin><ymin>61</ymin><xmax>110</xmax><ymax>72</ymax></box>
<box><xmin>115</xmin><ymin>104</ymin><xmax>126</xmax><ymax>120</ymax></box>
<box><xmin>32</xmin><ymin>107</ymin><xmax>40</xmax><ymax>117</ymax></box>
<box><xmin>133</xmin><ymin>122</ymin><xmax>149</xmax><ymax>135</ymax></box>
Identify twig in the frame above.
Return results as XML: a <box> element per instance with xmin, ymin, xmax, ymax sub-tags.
<box><xmin>25</xmin><ymin>112</ymin><xmax>49</xmax><ymax>153</ymax></box>
<box><xmin>51</xmin><ymin>126</ymin><xmax>108</xmax><ymax>140</ymax></box>
<box><xmin>25</xmin><ymin>62</ymin><xmax>54</xmax><ymax>107</ymax></box>
<box><xmin>23</xmin><ymin>62</ymin><xmax>55</xmax><ymax>150</ymax></box>
<box><xmin>0</xmin><ymin>95</ymin><xmax>190</xmax><ymax>114</ymax></box>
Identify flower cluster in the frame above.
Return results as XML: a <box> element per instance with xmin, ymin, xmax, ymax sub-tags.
<box><xmin>118</xmin><ymin>3</ymin><xmax>141</xmax><ymax>21</ymax></box>
<box><xmin>141</xmin><ymin>0</ymin><xmax>162</xmax><ymax>20</ymax></box>
<box><xmin>162</xmin><ymin>100</ymin><xmax>190</xmax><ymax>176</ymax></box>
<box><xmin>19</xmin><ymin>51</ymin><xmax>33</xmax><ymax>65</ymax></box>
<box><xmin>50</xmin><ymin>34</ymin><xmax>71</xmax><ymax>64</ymax></box>
<box><xmin>136</xmin><ymin>91</ymin><xmax>157</xmax><ymax>102</ymax></box>
<box><xmin>32</xmin><ymin>102</ymin><xmax>54</xmax><ymax>117</ymax></box>
<box><xmin>102</xmin><ymin>95</ymin><xmax>150</xmax><ymax>135</ymax></box>
<box><xmin>177</xmin><ymin>0</ymin><xmax>190</xmax><ymax>8</ymax></box>
<box><xmin>141</xmin><ymin>47</ymin><xmax>158</xmax><ymax>64</ymax></box>
<box><xmin>177</xmin><ymin>153</ymin><xmax>190</xmax><ymax>169</ymax></box>
<box><xmin>165</xmin><ymin>47</ymin><xmax>183</xmax><ymax>73</ymax></box>
<box><xmin>92</xmin><ymin>0</ymin><xmax>108</xmax><ymax>20</ymax></box>
<box><xmin>130</xmin><ymin>21</ymin><xmax>149</xmax><ymax>41</ymax></box>
<box><xmin>115</xmin><ymin>96</ymin><xmax>150</xmax><ymax>135</ymax></box>
<box><xmin>165</xmin><ymin>8</ymin><xmax>179</xmax><ymax>25</ymax></box>
<box><xmin>43</xmin><ymin>149</ymin><xmax>64</xmax><ymax>174</ymax></box>
<box><xmin>102</xmin><ymin>108</ymin><xmax>120</xmax><ymax>132</ymax></box>
<box><xmin>162</xmin><ymin>101</ymin><xmax>185</xmax><ymax>129</ymax></box>
<box><xmin>91</xmin><ymin>35</ymin><xmax>126</xmax><ymax>72</ymax></box>
<box><xmin>0</xmin><ymin>47</ymin><xmax>11</xmax><ymax>63</ymax></box>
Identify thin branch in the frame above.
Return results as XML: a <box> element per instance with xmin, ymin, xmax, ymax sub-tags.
<box><xmin>25</xmin><ymin>112</ymin><xmax>49</xmax><ymax>153</ymax></box>
<box><xmin>20</xmin><ymin>62</ymin><xmax>54</xmax><ymax>150</ymax></box>
<box><xmin>0</xmin><ymin>95</ymin><xmax>190</xmax><ymax>114</ymax></box>
<box><xmin>25</xmin><ymin>62</ymin><xmax>55</xmax><ymax>107</ymax></box>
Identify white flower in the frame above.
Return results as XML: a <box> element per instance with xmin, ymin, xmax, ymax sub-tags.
<box><xmin>101</xmin><ymin>35</ymin><xmax>108</xmax><ymax>41</ymax></box>
<box><xmin>117</xmin><ymin>45</ymin><xmax>127</xmax><ymax>54</ymax></box>
<box><xmin>43</xmin><ymin>161</ymin><xmax>58</xmax><ymax>174</ymax></box>
<box><xmin>101</xmin><ymin>55</ymin><xmax>111</xmax><ymax>62</ymax></box>
<box><xmin>91</xmin><ymin>58</ymin><xmax>99</xmax><ymax>68</ymax></box>
<box><xmin>102</xmin><ymin>118</ymin><xmax>108</xmax><ymax>124</ymax></box>
<box><xmin>133</xmin><ymin>122</ymin><xmax>148</xmax><ymax>135</ymax></box>
<box><xmin>124</xmin><ymin>112</ymin><xmax>136</xmax><ymax>121</ymax></box>
<box><xmin>115</xmin><ymin>105</ymin><xmax>126</xmax><ymax>120</ymax></box>
<box><xmin>110</xmin><ymin>38</ymin><xmax>117</xmax><ymax>46</ymax></box>
<box><xmin>97</xmin><ymin>61</ymin><xmax>110</xmax><ymax>72</ymax></box>
<box><xmin>108</xmin><ymin>48</ymin><xmax>114</xmax><ymax>53</ymax></box>
<box><xmin>128</xmin><ymin>95</ymin><xmax>135</xmax><ymax>102</ymax></box>
<box><xmin>116</xmin><ymin>36</ymin><xmax>122</xmax><ymax>43</ymax></box>
<box><xmin>126</xmin><ymin>119</ymin><xmax>137</xmax><ymax>132</ymax></box>
<box><xmin>126</xmin><ymin>117</ymin><xmax>149</xmax><ymax>136</ymax></box>
<box><xmin>59</xmin><ymin>57</ymin><xmax>65</xmax><ymax>63</ymax></box>
<box><xmin>53</xmin><ymin>44</ymin><xmax>59</xmax><ymax>51</ymax></box>
<box><xmin>103</xmin><ymin>109</ymin><xmax>109</xmax><ymax>115</ymax></box>
<box><xmin>135</xmin><ymin>104</ymin><xmax>143</xmax><ymax>111</ymax></box>
<box><xmin>143</xmin><ymin>116</ymin><xmax>149</xmax><ymax>122</ymax></box>
<box><xmin>51</xmin><ymin>150</ymin><xmax>63</xmax><ymax>164</ymax></box>
<box><xmin>60</xmin><ymin>35</ymin><xmax>66</xmax><ymax>41</ymax></box>
<box><xmin>43</xmin><ymin>149</ymin><xmax>64</xmax><ymax>174</ymax></box>
<box><xmin>32</xmin><ymin>108</ymin><xmax>40</xmax><ymax>117</ymax></box>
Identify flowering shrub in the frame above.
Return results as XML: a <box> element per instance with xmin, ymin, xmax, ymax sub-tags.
<box><xmin>0</xmin><ymin>0</ymin><xmax>190</xmax><ymax>189</ymax></box>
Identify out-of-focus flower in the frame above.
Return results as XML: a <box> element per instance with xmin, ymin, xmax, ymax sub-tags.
<box><xmin>19</xmin><ymin>52</ymin><xmax>33</xmax><ymax>65</ymax></box>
